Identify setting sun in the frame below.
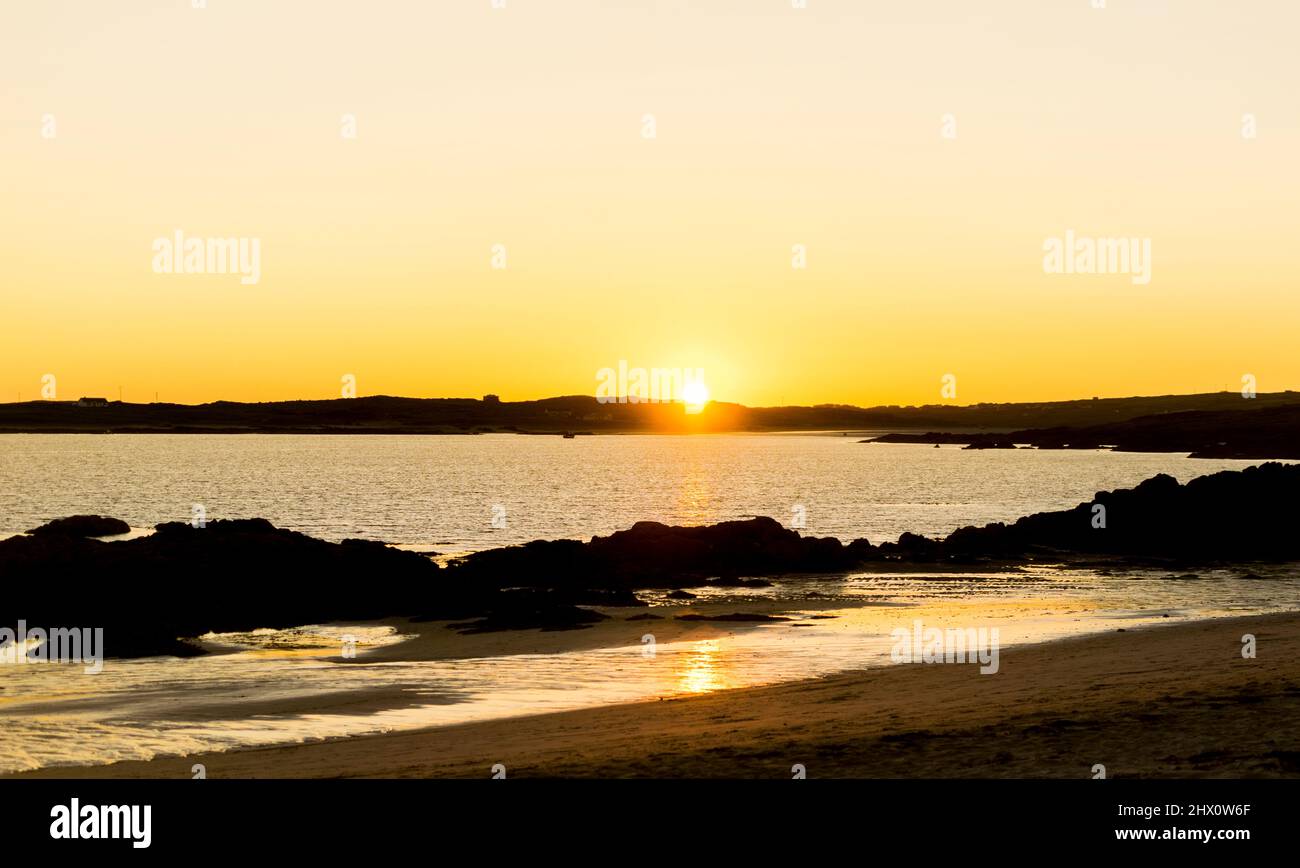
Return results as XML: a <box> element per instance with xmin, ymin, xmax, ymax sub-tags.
<box><xmin>682</xmin><ymin>381</ymin><xmax>710</xmax><ymax>412</ymax></box>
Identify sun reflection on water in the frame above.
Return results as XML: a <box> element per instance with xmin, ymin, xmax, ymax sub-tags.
<box><xmin>672</xmin><ymin>467</ymin><xmax>714</xmax><ymax>525</ymax></box>
<box><xmin>675</xmin><ymin>639</ymin><xmax>729</xmax><ymax>694</ymax></box>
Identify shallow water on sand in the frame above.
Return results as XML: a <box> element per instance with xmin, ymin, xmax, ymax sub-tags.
<box><xmin>3</xmin><ymin>565</ymin><xmax>1297</xmax><ymax>774</ymax></box>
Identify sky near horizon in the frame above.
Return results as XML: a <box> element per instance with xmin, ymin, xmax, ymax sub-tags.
<box><xmin>2</xmin><ymin>0</ymin><xmax>1298</xmax><ymax>407</ymax></box>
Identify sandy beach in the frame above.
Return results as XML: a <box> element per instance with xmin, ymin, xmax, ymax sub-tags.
<box><xmin>17</xmin><ymin>611</ymin><xmax>1300</xmax><ymax>779</ymax></box>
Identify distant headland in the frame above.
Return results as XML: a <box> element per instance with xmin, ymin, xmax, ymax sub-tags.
<box><xmin>2</xmin><ymin>391</ymin><xmax>1299</xmax><ymax>455</ymax></box>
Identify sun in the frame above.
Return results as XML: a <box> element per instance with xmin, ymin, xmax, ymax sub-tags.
<box><xmin>682</xmin><ymin>381</ymin><xmax>710</xmax><ymax>412</ymax></box>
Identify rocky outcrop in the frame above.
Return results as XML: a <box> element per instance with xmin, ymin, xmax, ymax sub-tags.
<box><xmin>0</xmin><ymin>519</ymin><xmax>460</xmax><ymax>659</ymax></box>
<box><xmin>5</xmin><ymin>463</ymin><xmax>1298</xmax><ymax>659</ymax></box>
<box><xmin>962</xmin><ymin>435</ymin><xmax>1018</xmax><ymax>450</ymax></box>
<box><xmin>26</xmin><ymin>515</ymin><xmax>130</xmax><ymax>537</ymax></box>
<box><xmin>448</xmin><ymin>517</ymin><xmax>866</xmax><ymax>590</ymax></box>
<box><xmin>866</xmin><ymin>404</ymin><xmax>1300</xmax><ymax>460</ymax></box>
<box><xmin>931</xmin><ymin>462</ymin><xmax>1300</xmax><ymax>563</ymax></box>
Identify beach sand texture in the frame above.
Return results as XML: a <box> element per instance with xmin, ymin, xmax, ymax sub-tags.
<box><xmin>17</xmin><ymin>612</ymin><xmax>1299</xmax><ymax>779</ymax></box>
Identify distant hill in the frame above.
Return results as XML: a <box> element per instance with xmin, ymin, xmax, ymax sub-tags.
<box><xmin>1010</xmin><ymin>402</ymin><xmax>1300</xmax><ymax>459</ymax></box>
<box><xmin>867</xmin><ymin>399</ymin><xmax>1300</xmax><ymax>460</ymax></box>
<box><xmin>1</xmin><ymin>391</ymin><xmax>1298</xmax><ymax>436</ymax></box>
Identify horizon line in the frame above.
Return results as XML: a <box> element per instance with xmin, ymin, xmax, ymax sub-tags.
<box><xmin>3</xmin><ymin>388</ymin><xmax>1298</xmax><ymax>414</ymax></box>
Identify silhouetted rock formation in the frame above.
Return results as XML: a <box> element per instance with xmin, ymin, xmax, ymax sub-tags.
<box><xmin>0</xmin><ymin>519</ymin><xmax>454</xmax><ymax>659</ymax></box>
<box><xmin>446</xmin><ymin>590</ymin><xmax>612</xmax><ymax>634</ymax></box>
<box><xmin>4</xmin><ymin>463</ymin><xmax>1299</xmax><ymax>658</ymax></box>
<box><xmin>449</xmin><ymin>517</ymin><xmax>867</xmax><ymax>590</ymax></box>
<box><xmin>932</xmin><ymin>463</ymin><xmax>1300</xmax><ymax>563</ymax></box>
<box><xmin>865</xmin><ymin>432</ymin><xmax>969</xmax><ymax>444</ymax></box>
<box><xmin>27</xmin><ymin>516</ymin><xmax>130</xmax><ymax>537</ymax></box>
<box><xmin>962</xmin><ymin>435</ymin><xmax>1018</xmax><ymax>450</ymax></box>
<box><xmin>867</xmin><ymin>404</ymin><xmax>1300</xmax><ymax>460</ymax></box>
<box><xmin>1023</xmin><ymin>404</ymin><xmax>1300</xmax><ymax>459</ymax></box>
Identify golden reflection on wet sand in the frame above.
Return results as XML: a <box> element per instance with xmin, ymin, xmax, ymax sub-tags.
<box><xmin>675</xmin><ymin>640</ymin><xmax>731</xmax><ymax>693</ymax></box>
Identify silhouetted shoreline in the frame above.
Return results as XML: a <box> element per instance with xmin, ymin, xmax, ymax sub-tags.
<box><xmin>866</xmin><ymin>402</ymin><xmax>1300</xmax><ymax>459</ymax></box>
<box><xmin>3</xmin><ymin>390</ymin><xmax>1300</xmax><ymax>440</ymax></box>
<box><xmin>4</xmin><ymin>463</ymin><xmax>1298</xmax><ymax>660</ymax></box>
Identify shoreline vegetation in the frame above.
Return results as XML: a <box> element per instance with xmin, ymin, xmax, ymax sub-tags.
<box><xmin>1</xmin><ymin>390</ymin><xmax>1299</xmax><ymax>458</ymax></box>
<box><xmin>3</xmin><ymin>463</ymin><xmax>1299</xmax><ymax>661</ymax></box>
<box><xmin>16</xmin><ymin>612</ymin><xmax>1300</xmax><ymax>779</ymax></box>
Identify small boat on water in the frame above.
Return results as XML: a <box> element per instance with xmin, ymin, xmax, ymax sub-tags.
<box><xmin>562</xmin><ymin>431</ymin><xmax>576</xmax><ymax>439</ymax></box>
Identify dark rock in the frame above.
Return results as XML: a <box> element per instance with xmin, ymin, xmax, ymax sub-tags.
<box><xmin>450</xmin><ymin>516</ymin><xmax>860</xmax><ymax>590</ymax></box>
<box><xmin>27</xmin><ymin>515</ymin><xmax>130</xmax><ymax>537</ymax></box>
<box><xmin>929</xmin><ymin>463</ymin><xmax>1300</xmax><ymax>563</ymax></box>
<box><xmin>865</xmin><ymin>432</ymin><xmax>992</xmax><ymax>445</ymax></box>
<box><xmin>1</xmin><ymin>518</ymin><xmax>460</xmax><ymax>659</ymax></box>
<box><xmin>7</xmin><ymin>462</ymin><xmax>1299</xmax><ymax>660</ymax></box>
<box><xmin>962</xmin><ymin>435</ymin><xmax>1017</xmax><ymax>450</ymax></box>
<box><xmin>565</xmin><ymin>588</ymin><xmax>647</xmax><ymax>607</ymax></box>
<box><xmin>448</xmin><ymin>595</ymin><xmax>609</xmax><ymax>634</ymax></box>
<box><xmin>882</xmin><ymin>403</ymin><xmax>1300</xmax><ymax>461</ymax></box>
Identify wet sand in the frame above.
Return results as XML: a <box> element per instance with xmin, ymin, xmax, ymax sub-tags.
<box><xmin>349</xmin><ymin>596</ymin><xmax>864</xmax><ymax>663</ymax></box>
<box><xmin>17</xmin><ymin>611</ymin><xmax>1300</xmax><ymax>779</ymax></box>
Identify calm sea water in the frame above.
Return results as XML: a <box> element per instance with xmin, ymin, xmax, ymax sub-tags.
<box><xmin>0</xmin><ymin>433</ymin><xmax>1278</xmax><ymax>550</ymax></box>
<box><xmin>1</xmin><ymin>433</ymin><xmax>1295</xmax><ymax>773</ymax></box>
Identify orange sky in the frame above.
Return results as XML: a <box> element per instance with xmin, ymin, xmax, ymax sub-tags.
<box><xmin>2</xmin><ymin>0</ymin><xmax>1298</xmax><ymax>406</ymax></box>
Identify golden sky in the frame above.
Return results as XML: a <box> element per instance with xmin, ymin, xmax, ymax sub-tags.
<box><xmin>3</xmin><ymin>0</ymin><xmax>1298</xmax><ymax>406</ymax></box>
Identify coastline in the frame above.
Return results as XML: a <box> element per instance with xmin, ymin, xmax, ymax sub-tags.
<box><xmin>5</xmin><ymin>391</ymin><xmax>1300</xmax><ymax>461</ymax></box>
<box><xmin>16</xmin><ymin>611</ymin><xmax>1300</xmax><ymax>779</ymax></box>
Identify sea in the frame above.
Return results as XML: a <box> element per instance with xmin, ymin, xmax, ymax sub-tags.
<box><xmin>1</xmin><ymin>433</ymin><xmax>1295</xmax><ymax>773</ymax></box>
